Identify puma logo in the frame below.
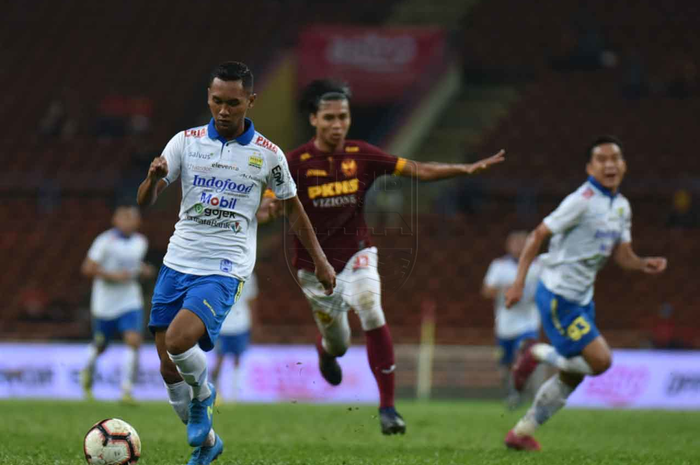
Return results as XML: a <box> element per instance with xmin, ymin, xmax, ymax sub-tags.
<box><xmin>381</xmin><ymin>365</ymin><xmax>396</xmax><ymax>375</ymax></box>
<box><xmin>203</xmin><ymin>299</ymin><xmax>216</xmax><ymax>316</ymax></box>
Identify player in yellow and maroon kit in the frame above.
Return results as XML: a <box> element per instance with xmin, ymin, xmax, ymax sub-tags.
<box><xmin>259</xmin><ymin>80</ymin><xmax>505</xmax><ymax>435</ymax></box>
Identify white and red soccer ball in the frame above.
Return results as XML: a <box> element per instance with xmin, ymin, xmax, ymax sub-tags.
<box><xmin>84</xmin><ymin>418</ymin><xmax>141</xmax><ymax>465</ymax></box>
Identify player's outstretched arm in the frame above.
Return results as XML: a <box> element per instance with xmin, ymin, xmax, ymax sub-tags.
<box><xmin>139</xmin><ymin>262</ymin><xmax>157</xmax><ymax>280</ymax></box>
<box><xmin>81</xmin><ymin>258</ymin><xmax>131</xmax><ymax>283</ymax></box>
<box><xmin>614</xmin><ymin>242</ymin><xmax>667</xmax><ymax>274</ymax></box>
<box><xmin>398</xmin><ymin>149</ymin><xmax>505</xmax><ymax>181</ymax></box>
<box><xmin>280</xmin><ymin>196</ymin><xmax>336</xmax><ymax>294</ymax></box>
<box><xmin>505</xmin><ymin>223</ymin><xmax>551</xmax><ymax>307</ymax></box>
<box><xmin>137</xmin><ymin>157</ymin><xmax>169</xmax><ymax>207</ymax></box>
<box><xmin>481</xmin><ymin>284</ymin><xmax>499</xmax><ymax>300</ymax></box>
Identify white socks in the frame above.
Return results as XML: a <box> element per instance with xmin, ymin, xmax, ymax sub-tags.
<box><xmin>166</xmin><ymin>380</ymin><xmax>192</xmax><ymax>424</ymax></box>
<box><xmin>514</xmin><ymin>375</ymin><xmax>574</xmax><ymax>437</ymax></box>
<box><xmin>168</xmin><ymin>346</ymin><xmax>212</xmax><ymax>401</ymax></box>
<box><xmin>121</xmin><ymin>347</ymin><xmax>139</xmax><ymax>395</ymax></box>
<box><xmin>231</xmin><ymin>365</ymin><xmax>241</xmax><ymax>401</ymax></box>
<box><xmin>533</xmin><ymin>343</ymin><xmax>594</xmax><ymax>375</ymax></box>
<box><xmin>165</xmin><ymin>380</ymin><xmax>216</xmax><ymax>446</ymax></box>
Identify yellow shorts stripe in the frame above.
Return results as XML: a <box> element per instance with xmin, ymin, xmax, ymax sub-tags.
<box><xmin>234</xmin><ymin>281</ymin><xmax>245</xmax><ymax>303</ymax></box>
<box><xmin>550</xmin><ymin>298</ymin><xmax>564</xmax><ymax>335</ymax></box>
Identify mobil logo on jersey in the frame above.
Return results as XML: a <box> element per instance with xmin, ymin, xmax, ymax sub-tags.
<box><xmin>193</xmin><ymin>175</ymin><xmax>254</xmax><ymax>195</ymax></box>
<box><xmin>594</xmin><ymin>229</ymin><xmax>622</xmax><ymax>241</ymax></box>
<box><xmin>199</xmin><ymin>192</ymin><xmax>237</xmax><ymax>210</ymax></box>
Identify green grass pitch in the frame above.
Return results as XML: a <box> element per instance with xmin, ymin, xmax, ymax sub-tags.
<box><xmin>1</xmin><ymin>400</ymin><xmax>698</xmax><ymax>464</ymax></box>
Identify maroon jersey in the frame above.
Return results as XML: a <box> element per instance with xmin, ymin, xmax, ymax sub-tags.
<box><xmin>286</xmin><ymin>139</ymin><xmax>405</xmax><ymax>272</ymax></box>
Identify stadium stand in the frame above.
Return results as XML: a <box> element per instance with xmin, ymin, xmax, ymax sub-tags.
<box><xmin>1</xmin><ymin>0</ymin><xmax>697</xmax><ymax>350</ymax></box>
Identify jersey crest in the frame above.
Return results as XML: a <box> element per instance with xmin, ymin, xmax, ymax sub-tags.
<box><xmin>341</xmin><ymin>159</ymin><xmax>357</xmax><ymax>177</ymax></box>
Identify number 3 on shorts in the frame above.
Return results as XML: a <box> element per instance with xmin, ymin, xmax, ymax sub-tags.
<box><xmin>567</xmin><ymin>316</ymin><xmax>591</xmax><ymax>341</ymax></box>
<box><xmin>353</xmin><ymin>254</ymin><xmax>369</xmax><ymax>270</ymax></box>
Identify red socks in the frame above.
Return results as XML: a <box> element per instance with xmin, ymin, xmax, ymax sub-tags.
<box><xmin>365</xmin><ymin>325</ymin><xmax>395</xmax><ymax>409</ymax></box>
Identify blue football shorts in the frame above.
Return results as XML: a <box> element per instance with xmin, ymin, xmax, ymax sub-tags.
<box><xmin>93</xmin><ymin>309</ymin><xmax>143</xmax><ymax>345</ymax></box>
<box><xmin>149</xmin><ymin>265</ymin><xmax>244</xmax><ymax>351</ymax></box>
<box><xmin>496</xmin><ymin>330</ymin><xmax>539</xmax><ymax>366</ymax></box>
<box><xmin>217</xmin><ymin>330</ymin><xmax>251</xmax><ymax>357</ymax></box>
<box><xmin>535</xmin><ymin>281</ymin><xmax>600</xmax><ymax>357</ymax></box>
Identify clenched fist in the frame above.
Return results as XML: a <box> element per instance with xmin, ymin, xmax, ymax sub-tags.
<box><xmin>148</xmin><ymin>157</ymin><xmax>168</xmax><ymax>180</ymax></box>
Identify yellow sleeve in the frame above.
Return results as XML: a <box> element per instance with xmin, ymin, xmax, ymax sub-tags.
<box><xmin>393</xmin><ymin>157</ymin><xmax>407</xmax><ymax>176</ymax></box>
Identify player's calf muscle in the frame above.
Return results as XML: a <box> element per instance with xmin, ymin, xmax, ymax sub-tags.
<box><xmin>160</xmin><ymin>360</ymin><xmax>181</xmax><ymax>383</ymax></box>
<box><xmin>559</xmin><ymin>371</ymin><xmax>585</xmax><ymax>388</ymax></box>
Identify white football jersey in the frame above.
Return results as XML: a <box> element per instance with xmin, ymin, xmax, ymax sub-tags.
<box><xmin>540</xmin><ymin>177</ymin><xmax>632</xmax><ymax>305</ymax></box>
<box><xmin>161</xmin><ymin>119</ymin><xmax>296</xmax><ymax>280</ymax></box>
<box><xmin>87</xmin><ymin>229</ymin><xmax>148</xmax><ymax>319</ymax></box>
<box><xmin>220</xmin><ymin>272</ymin><xmax>258</xmax><ymax>335</ymax></box>
<box><xmin>484</xmin><ymin>255</ymin><xmax>541</xmax><ymax>339</ymax></box>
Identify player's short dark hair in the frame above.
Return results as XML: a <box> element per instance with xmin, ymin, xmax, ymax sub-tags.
<box><xmin>113</xmin><ymin>198</ymin><xmax>139</xmax><ymax>212</ymax></box>
<box><xmin>299</xmin><ymin>79</ymin><xmax>352</xmax><ymax>115</ymax></box>
<box><xmin>587</xmin><ymin>135</ymin><xmax>624</xmax><ymax>161</ymax></box>
<box><xmin>208</xmin><ymin>61</ymin><xmax>254</xmax><ymax>92</ymax></box>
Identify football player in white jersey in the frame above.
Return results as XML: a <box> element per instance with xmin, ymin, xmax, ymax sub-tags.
<box><xmin>80</xmin><ymin>205</ymin><xmax>155</xmax><ymax>403</ymax></box>
<box><xmin>137</xmin><ymin>62</ymin><xmax>335</xmax><ymax>465</ymax></box>
<box><xmin>482</xmin><ymin>231</ymin><xmax>541</xmax><ymax>409</ymax></box>
<box><xmin>502</xmin><ymin>136</ymin><xmax>667</xmax><ymax>451</ymax></box>
<box><xmin>211</xmin><ymin>272</ymin><xmax>258</xmax><ymax>403</ymax></box>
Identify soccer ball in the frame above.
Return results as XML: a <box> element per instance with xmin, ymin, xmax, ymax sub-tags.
<box><xmin>84</xmin><ymin>418</ymin><xmax>141</xmax><ymax>464</ymax></box>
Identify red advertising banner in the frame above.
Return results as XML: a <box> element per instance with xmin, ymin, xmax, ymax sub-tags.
<box><xmin>298</xmin><ymin>26</ymin><xmax>446</xmax><ymax>105</ymax></box>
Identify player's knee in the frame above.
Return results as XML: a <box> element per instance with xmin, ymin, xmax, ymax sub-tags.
<box><xmin>357</xmin><ymin>305</ymin><xmax>385</xmax><ymax>332</ymax></box>
<box><xmin>351</xmin><ymin>290</ymin><xmax>384</xmax><ymax>328</ymax></box>
<box><xmin>353</xmin><ymin>290</ymin><xmax>377</xmax><ymax>313</ymax></box>
<box><xmin>124</xmin><ymin>333</ymin><xmax>142</xmax><ymax>349</ymax></box>
<box><xmin>589</xmin><ymin>352</ymin><xmax>612</xmax><ymax>375</ymax></box>
<box><xmin>164</xmin><ymin>328</ymin><xmax>191</xmax><ymax>355</ymax></box>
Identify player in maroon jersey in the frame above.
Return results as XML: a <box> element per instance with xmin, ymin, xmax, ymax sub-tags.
<box><xmin>259</xmin><ymin>79</ymin><xmax>504</xmax><ymax>435</ymax></box>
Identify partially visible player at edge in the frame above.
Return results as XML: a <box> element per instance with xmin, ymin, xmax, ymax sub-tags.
<box><xmin>80</xmin><ymin>205</ymin><xmax>155</xmax><ymax>404</ymax></box>
<box><xmin>503</xmin><ymin>136</ymin><xmax>667</xmax><ymax>451</ymax></box>
<box><xmin>258</xmin><ymin>79</ymin><xmax>505</xmax><ymax>435</ymax></box>
<box><xmin>211</xmin><ymin>271</ymin><xmax>259</xmax><ymax>403</ymax></box>
<box><xmin>137</xmin><ymin>62</ymin><xmax>335</xmax><ymax>465</ymax></box>
<box><xmin>482</xmin><ymin>230</ymin><xmax>541</xmax><ymax>410</ymax></box>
